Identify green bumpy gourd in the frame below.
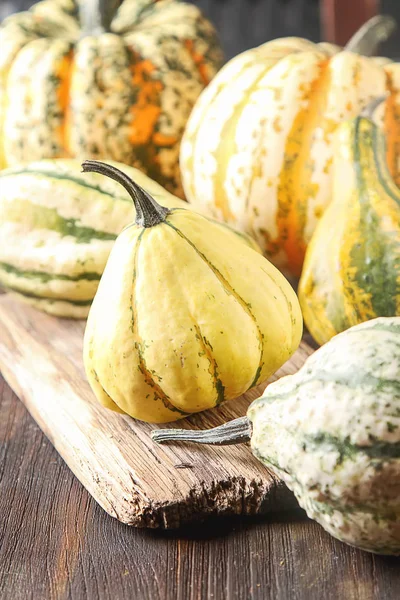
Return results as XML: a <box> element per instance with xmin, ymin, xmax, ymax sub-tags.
<box><xmin>153</xmin><ymin>317</ymin><xmax>400</xmax><ymax>555</ymax></box>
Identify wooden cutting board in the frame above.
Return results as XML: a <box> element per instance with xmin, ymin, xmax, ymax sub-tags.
<box><xmin>0</xmin><ymin>293</ymin><xmax>314</xmax><ymax>528</ymax></box>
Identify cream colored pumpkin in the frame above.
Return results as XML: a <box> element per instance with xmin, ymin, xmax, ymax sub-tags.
<box><xmin>180</xmin><ymin>16</ymin><xmax>400</xmax><ymax>276</ymax></box>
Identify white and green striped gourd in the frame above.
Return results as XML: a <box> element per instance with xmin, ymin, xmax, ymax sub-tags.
<box><xmin>153</xmin><ymin>317</ymin><xmax>400</xmax><ymax>555</ymax></box>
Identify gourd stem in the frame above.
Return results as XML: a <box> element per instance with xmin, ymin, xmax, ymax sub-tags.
<box><xmin>79</xmin><ymin>0</ymin><xmax>121</xmax><ymax>35</ymax></box>
<box><xmin>151</xmin><ymin>417</ymin><xmax>252</xmax><ymax>446</ymax></box>
<box><xmin>82</xmin><ymin>161</ymin><xmax>170</xmax><ymax>228</ymax></box>
<box><xmin>345</xmin><ymin>15</ymin><xmax>397</xmax><ymax>56</ymax></box>
<box><xmin>361</xmin><ymin>96</ymin><xmax>388</xmax><ymax>119</ymax></box>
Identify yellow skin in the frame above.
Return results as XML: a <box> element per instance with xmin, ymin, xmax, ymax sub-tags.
<box><xmin>83</xmin><ymin>162</ymin><xmax>302</xmax><ymax>423</ymax></box>
<box><xmin>299</xmin><ymin>115</ymin><xmax>400</xmax><ymax>345</ymax></box>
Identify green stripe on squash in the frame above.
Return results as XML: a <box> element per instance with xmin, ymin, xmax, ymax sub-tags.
<box><xmin>0</xmin><ymin>167</ymin><xmax>132</xmax><ymax>203</ymax></box>
<box><xmin>0</xmin><ymin>262</ymin><xmax>101</xmax><ymax>282</ymax></box>
<box><xmin>4</xmin><ymin>285</ymin><xmax>93</xmax><ymax>306</ymax></box>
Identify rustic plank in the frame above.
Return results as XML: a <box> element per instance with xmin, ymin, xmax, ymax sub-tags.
<box><xmin>0</xmin><ymin>294</ymin><xmax>313</xmax><ymax>528</ymax></box>
<box><xmin>2</xmin><ymin>375</ymin><xmax>400</xmax><ymax>599</ymax></box>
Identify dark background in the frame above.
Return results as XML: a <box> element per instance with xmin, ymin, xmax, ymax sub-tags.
<box><xmin>1</xmin><ymin>0</ymin><xmax>399</xmax><ymax>60</ymax></box>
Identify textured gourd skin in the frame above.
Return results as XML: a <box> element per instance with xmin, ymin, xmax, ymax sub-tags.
<box><xmin>0</xmin><ymin>0</ymin><xmax>223</xmax><ymax>196</ymax></box>
<box><xmin>298</xmin><ymin>116</ymin><xmax>400</xmax><ymax>345</ymax></box>
<box><xmin>84</xmin><ymin>209</ymin><xmax>302</xmax><ymax>422</ymax></box>
<box><xmin>0</xmin><ymin>159</ymin><xmax>260</xmax><ymax>318</ymax></box>
<box><xmin>248</xmin><ymin>318</ymin><xmax>400</xmax><ymax>555</ymax></box>
<box><xmin>180</xmin><ymin>36</ymin><xmax>400</xmax><ymax>275</ymax></box>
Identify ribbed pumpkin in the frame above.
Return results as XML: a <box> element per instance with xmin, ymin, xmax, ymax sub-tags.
<box><xmin>180</xmin><ymin>16</ymin><xmax>400</xmax><ymax>275</ymax></box>
<box><xmin>0</xmin><ymin>0</ymin><xmax>223</xmax><ymax>196</ymax></box>
<box><xmin>153</xmin><ymin>317</ymin><xmax>400</xmax><ymax>555</ymax></box>
<box><xmin>298</xmin><ymin>106</ymin><xmax>400</xmax><ymax>345</ymax></box>
<box><xmin>0</xmin><ymin>159</ymin><xmax>260</xmax><ymax>318</ymax></box>
<box><xmin>82</xmin><ymin>161</ymin><xmax>302</xmax><ymax>423</ymax></box>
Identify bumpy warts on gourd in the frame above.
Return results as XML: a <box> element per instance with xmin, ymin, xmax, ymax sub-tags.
<box><xmin>82</xmin><ymin>160</ymin><xmax>302</xmax><ymax>423</ymax></box>
<box><xmin>153</xmin><ymin>317</ymin><xmax>400</xmax><ymax>556</ymax></box>
<box><xmin>0</xmin><ymin>0</ymin><xmax>223</xmax><ymax>196</ymax></box>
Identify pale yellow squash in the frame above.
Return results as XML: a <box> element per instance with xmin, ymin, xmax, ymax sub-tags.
<box><xmin>83</xmin><ymin>161</ymin><xmax>302</xmax><ymax>423</ymax></box>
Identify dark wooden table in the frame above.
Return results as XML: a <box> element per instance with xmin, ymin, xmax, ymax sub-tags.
<box><xmin>1</xmin><ymin>372</ymin><xmax>400</xmax><ymax>600</ymax></box>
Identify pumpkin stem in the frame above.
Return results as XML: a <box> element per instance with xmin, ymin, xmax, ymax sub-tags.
<box><xmin>345</xmin><ymin>15</ymin><xmax>397</xmax><ymax>56</ymax></box>
<box><xmin>361</xmin><ymin>96</ymin><xmax>388</xmax><ymax>119</ymax></box>
<box><xmin>82</xmin><ymin>161</ymin><xmax>170</xmax><ymax>228</ymax></box>
<box><xmin>151</xmin><ymin>417</ymin><xmax>252</xmax><ymax>446</ymax></box>
<box><xmin>79</xmin><ymin>0</ymin><xmax>122</xmax><ymax>35</ymax></box>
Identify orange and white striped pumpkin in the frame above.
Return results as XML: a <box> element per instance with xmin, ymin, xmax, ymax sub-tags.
<box><xmin>180</xmin><ymin>16</ymin><xmax>400</xmax><ymax>276</ymax></box>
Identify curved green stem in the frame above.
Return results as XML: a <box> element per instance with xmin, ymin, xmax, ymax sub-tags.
<box><xmin>345</xmin><ymin>15</ymin><xmax>397</xmax><ymax>56</ymax></box>
<box><xmin>82</xmin><ymin>161</ymin><xmax>170</xmax><ymax>228</ymax></box>
<box><xmin>79</xmin><ymin>0</ymin><xmax>121</xmax><ymax>35</ymax></box>
<box><xmin>151</xmin><ymin>417</ymin><xmax>252</xmax><ymax>446</ymax></box>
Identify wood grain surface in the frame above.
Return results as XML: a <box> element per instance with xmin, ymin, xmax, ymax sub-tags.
<box><xmin>0</xmin><ymin>294</ymin><xmax>313</xmax><ymax>528</ymax></box>
<box><xmin>2</xmin><ymin>370</ymin><xmax>400</xmax><ymax>600</ymax></box>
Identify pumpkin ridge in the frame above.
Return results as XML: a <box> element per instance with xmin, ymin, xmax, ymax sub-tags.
<box><xmin>210</xmin><ymin>65</ymin><xmax>275</xmax><ymax>221</ymax></box>
<box><xmin>55</xmin><ymin>47</ymin><xmax>73</xmax><ymax>155</ymax></box>
<box><xmin>345</xmin><ymin>319</ymin><xmax>400</xmax><ymax>335</ymax></box>
<box><xmin>371</xmin><ymin>125</ymin><xmax>400</xmax><ymax>202</ymax></box>
<box><xmin>298</xmin><ymin>432</ymin><xmax>400</xmax><ymax>460</ymax></box>
<box><xmin>348</xmin><ymin>119</ymin><xmax>399</xmax><ymax>318</ymax></box>
<box><xmin>90</xmin><ymin>367</ymin><xmax>124</xmax><ymax>414</ymax></box>
<box><xmin>3</xmin><ymin>199</ymin><xmax>116</xmax><ymax>244</ymax></box>
<box><xmin>131</xmin><ymin>229</ymin><xmax>190</xmax><ymax>417</ymax></box>
<box><xmin>384</xmin><ymin>70</ymin><xmax>400</xmax><ymax>188</ymax></box>
<box><xmin>4</xmin><ymin>38</ymin><xmax>73</xmax><ymax>162</ymax></box>
<box><xmin>273</xmin><ymin>58</ymin><xmax>331</xmax><ymax>275</ymax></box>
<box><xmin>253</xmin><ymin>365</ymin><xmax>400</xmax><ymax>410</ymax></box>
<box><xmin>303</xmin><ymin>496</ymin><xmax>400</xmax><ymax>521</ymax></box>
<box><xmin>259</xmin><ymin>264</ymin><xmax>299</xmax><ymax>340</ymax></box>
<box><xmin>252</xmin><ymin>440</ymin><xmax>400</xmax><ymax>509</ymax></box>
<box><xmin>0</xmin><ymin>262</ymin><xmax>101</xmax><ymax>283</ymax></box>
<box><xmin>184</xmin><ymin>55</ymin><xmax>259</xmax><ymax>208</ymax></box>
<box><xmin>0</xmin><ymin>167</ymin><xmax>132</xmax><ymax>203</ymax></box>
<box><xmin>3</xmin><ymin>38</ymin><xmax>50</xmax><ymax>165</ymax></box>
<box><xmin>3</xmin><ymin>285</ymin><xmax>93</xmax><ymax>306</ymax></box>
<box><xmin>169</xmin><ymin>207</ymin><xmax>262</xmax><ymax>253</ymax></box>
<box><xmin>192</xmin><ymin>323</ymin><xmax>225</xmax><ymax>406</ymax></box>
<box><xmin>338</xmin><ymin>119</ymin><xmax>379</xmax><ymax>323</ymax></box>
<box><xmin>164</xmin><ymin>218</ymin><xmax>264</xmax><ymax>387</ymax></box>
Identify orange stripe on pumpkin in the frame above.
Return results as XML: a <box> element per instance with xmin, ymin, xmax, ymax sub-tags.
<box><xmin>56</xmin><ymin>49</ymin><xmax>73</xmax><ymax>156</ymax></box>
<box><xmin>184</xmin><ymin>39</ymin><xmax>210</xmax><ymax>86</ymax></box>
<box><xmin>129</xmin><ymin>56</ymin><xmax>163</xmax><ymax>147</ymax></box>
<box><xmin>385</xmin><ymin>72</ymin><xmax>400</xmax><ymax>189</ymax></box>
<box><xmin>271</xmin><ymin>60</ymin><xmax>334</xmax><ymax>277</ymax></box>
<box><xmin>153</xmin><ymin>132</ymin><xmax>177</xmax><ymax>147</ymax></box>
